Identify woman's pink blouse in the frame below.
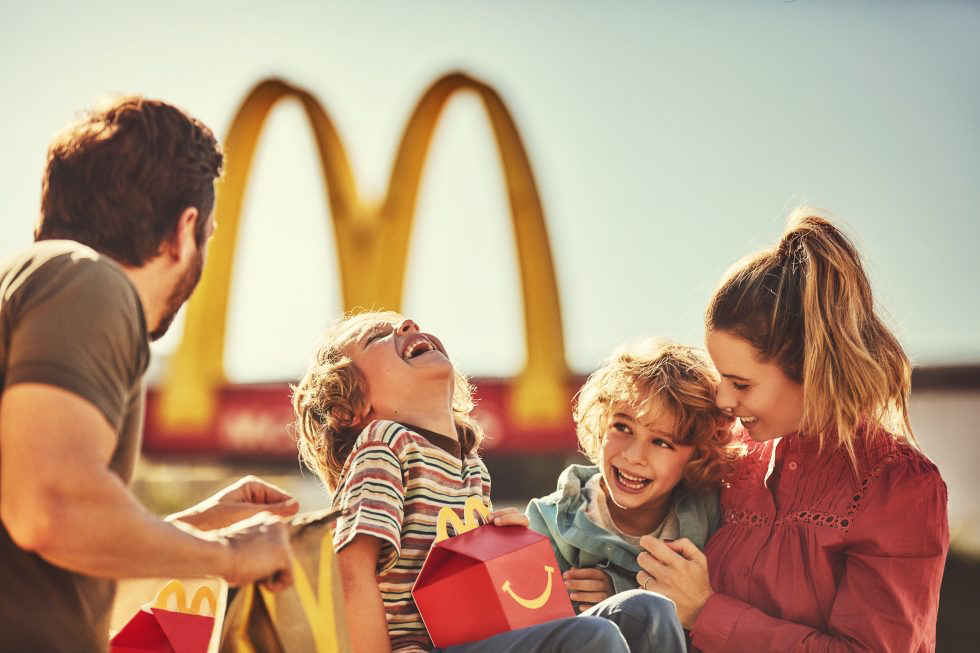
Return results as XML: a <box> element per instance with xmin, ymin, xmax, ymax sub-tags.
<box><xmin>692</xmin><ymin>427</ymin><xmax>948</xmax><ymax>652</ymax></box>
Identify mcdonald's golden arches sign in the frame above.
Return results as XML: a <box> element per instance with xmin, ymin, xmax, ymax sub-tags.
<box><xmin>144</xmin><ymin>72</ymin><xmax>581</xmax><ymax>457</ymax></box>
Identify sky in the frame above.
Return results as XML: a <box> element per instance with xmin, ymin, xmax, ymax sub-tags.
<box><xmin>1</xmin><ymin>0</ymin><xmax>978</xmax><ymax>384</ymax></box>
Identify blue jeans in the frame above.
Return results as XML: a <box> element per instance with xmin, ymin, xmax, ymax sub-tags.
<box><xmin>433</xmin><ymin>615</ymin><xmax>628</xmax><ymax>652</ymax></box>
<box><xmin>584</xmin><ymin>589</ymin><xmax>686</xmax><ymax>653</ymax></box>
<box><xmin>432</xmin><ymin>590</ymin><xmax>684</xmax><ymax>653</ymax></box>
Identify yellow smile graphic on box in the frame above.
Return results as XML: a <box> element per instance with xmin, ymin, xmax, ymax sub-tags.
<box><xmin>500</xmin><ymin>566</ymin><xmax>555</xmax><ymax>610</ymax></box>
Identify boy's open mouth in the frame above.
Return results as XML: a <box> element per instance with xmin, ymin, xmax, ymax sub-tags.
<box><xmin>612</xmin><ymin>465</ymin><xmax>652</xmax><ymax>492</ymax></box>
<box><xmin>402</xmin><ymin>335</ymin><xmax>437</xmax><ymax>360</ymax></box>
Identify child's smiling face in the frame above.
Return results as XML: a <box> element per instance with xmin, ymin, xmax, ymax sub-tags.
<box><xmin>598</xmin><ymin>403</ymin><xmax>695</xmax><ymax>535</ymax></box>
<box><xmin>345</xmin><ymin>316</ymin><xmax>455</xmax><ymax>424</ymax></box>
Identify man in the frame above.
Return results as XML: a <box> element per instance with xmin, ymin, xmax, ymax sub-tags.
<box><xmin>0</xmin><ymin>97</ymin><xmax>297</xmax><ymax>651</ymax></box>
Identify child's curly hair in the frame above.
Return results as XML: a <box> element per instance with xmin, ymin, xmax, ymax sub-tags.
<box><xmin>292</xmin><ymin>311</ymin><xmax>484</xmax><ymax>491</ymax></box>
<box><xmin>574</xmin><ymin>337</ymin><xmax>743</xmax><ymax>491</ymax></box>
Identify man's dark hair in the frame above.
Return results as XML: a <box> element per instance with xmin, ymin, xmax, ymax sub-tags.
<box><xmin>35</xmin><ymin>96</ymin><xmax>223</xmax><ymax>266</ymax></box>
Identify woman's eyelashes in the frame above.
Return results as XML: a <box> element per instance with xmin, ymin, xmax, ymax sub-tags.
<box><xmin>731</xmin><ymin>381</ymin><xmax>750</xmax><ymax>391</ymax></box>
<box><xmin>653</xmin><ymin>438</ymin><xmax>675</xmax><ymax>450</ymax></box>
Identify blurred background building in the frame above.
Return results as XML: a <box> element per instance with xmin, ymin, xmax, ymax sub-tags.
<box><xmin>2</xmin><ymin>1</ymin><xmax>978</xmax><ymax>649</ymax></box>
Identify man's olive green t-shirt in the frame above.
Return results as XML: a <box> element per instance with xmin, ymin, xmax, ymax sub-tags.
<box><xmin>0</xmin><ymin>240</ymin><xmax>149</xmax><ymax>652</ymax></box>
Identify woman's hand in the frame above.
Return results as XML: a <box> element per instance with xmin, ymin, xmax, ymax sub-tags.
<box><xmin>564</xmin><ymin>567</ymin><xmax>614</xmax><ymax>611</ymax></box>
<box><xmin>488</xmin><ymin>507</ymin><xmax>529</xmax><ymax>528</ymax></box>
<box><xmin>636</xmin><ymin>536</ymin><xmax>713</xmax><ymax>629</ymax></box>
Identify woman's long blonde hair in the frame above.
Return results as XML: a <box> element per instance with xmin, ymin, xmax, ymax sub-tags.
<box><xmin>292</xmin><ymin>311</ymin><xmax>484</xmax><ymax>491</ymax></box>
<box><xmin>706</xmin><ymin>209</ymin><xmax>916</xmax><ymax>465</ymax></box>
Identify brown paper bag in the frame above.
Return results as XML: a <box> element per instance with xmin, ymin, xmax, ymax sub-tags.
<box><xmin>220</xmin><ymin>509</ymin><xmax>349</xmax><ymax>653</ymax></box>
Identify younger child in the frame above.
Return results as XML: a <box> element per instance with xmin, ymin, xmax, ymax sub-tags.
<box><xmin>293</xmin><ymin>312</ymin><xmax>677</xmax><ymax>653</ymax></box>
<box><xmin>527</xmin><ymin>338</ymin><xmax>741</xmax><ymax>611</ymax></box>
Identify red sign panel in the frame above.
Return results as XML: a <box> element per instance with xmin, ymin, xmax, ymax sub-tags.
<box><xmin>142</xmin><ymin>377</ymin><xmax>584</xmax><ymax>458</ymax></box>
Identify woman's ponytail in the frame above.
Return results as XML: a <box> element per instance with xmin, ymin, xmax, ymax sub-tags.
<box><xmin>707</xmin><ymin>209</ymin><xmax>915</xmax><ymax>465</ymax></box>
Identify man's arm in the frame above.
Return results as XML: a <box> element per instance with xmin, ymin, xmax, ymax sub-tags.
<box><xmin>0</xmin><ymin>383</ymin><xmax>291</xmax><ymax>586</ymax></box>
<box><xmin>336</xmin><ymin>534</ymin><xmax>392</xmax><ymax>653</ymax></box>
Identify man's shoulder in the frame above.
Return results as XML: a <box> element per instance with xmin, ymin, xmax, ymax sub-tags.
<box><xmin>2</xmin><ymin>240</ymin><xmax>134</xmax><ymax>304</ymax></box>
<box><xmin>3</xmin><ymin>240</ymin><xmax>101</xmax><ymax>271</ymax></box>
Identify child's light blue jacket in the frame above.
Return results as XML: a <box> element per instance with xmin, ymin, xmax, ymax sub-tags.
<box><xmin>525</xmin><ymin>464</ymin><xmax>720</xmax><ymax>595</ymax></box>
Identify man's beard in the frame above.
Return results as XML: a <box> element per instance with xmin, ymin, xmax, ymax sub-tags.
<box><xmin>149</xmin><ymin>248</ymin><xmax>204</xmax><ymax>342</ymax></box>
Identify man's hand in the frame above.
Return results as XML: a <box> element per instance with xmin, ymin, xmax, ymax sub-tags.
<box><xmin>168</xmin><ymin>476</ymin><xmax>299</xmax><ymax>531</ymax></box>
<box><xmin>487</xmin><ymin>507</ymin><xmax>530</xmax><ymax>528</ymax></box>
<box><xmin>564</xmin><ymin>567</ymin><xmax>614</xmax><ymax>611</ymax></box>
<box><xmin>636</xmin><ymin>536</ymin><xmax>713</xmax><ymax>629</ymax></box>
<box><xmin>217</xmin><ymin>511</ymin><xmax>294</xmax><ymax>592</ymax></box>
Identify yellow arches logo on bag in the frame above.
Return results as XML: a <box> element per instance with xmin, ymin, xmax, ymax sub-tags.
<box><xmin>434</xmin><ymin>495</ymin><xmax>492</xmax><ymax>543</ymax></box>
<box><xmin>160</xmin><ymin>72</ymin><xmax>570</xmax><ymax>435</ymax></box>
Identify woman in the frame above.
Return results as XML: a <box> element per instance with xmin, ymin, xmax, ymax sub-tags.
<box><xmin>637</xmin><ymin>210</ymin><xmax>948</xmax><ymax>651</ymax></box>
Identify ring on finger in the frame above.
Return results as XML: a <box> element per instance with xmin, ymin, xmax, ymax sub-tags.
<box><xmin>642</xmin><ymin>573</ymin><xmax>654</xmax><ymax>591</ymax></box>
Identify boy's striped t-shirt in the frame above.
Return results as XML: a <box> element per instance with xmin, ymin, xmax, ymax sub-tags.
<box><xmin>332</xmin><ymin>420</ymin><xmax>492</xmax><ymax>652</ymax></box>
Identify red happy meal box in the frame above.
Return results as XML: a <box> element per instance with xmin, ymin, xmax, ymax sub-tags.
<box><xmin>111</xmin><ymin>580</ymin><xmax>218</xmax><ymax>653</ymax></box>
<box><xmin>412</xmin><ymin>498</ymin><xmax>574</xmax><ymax>647</ymax></box>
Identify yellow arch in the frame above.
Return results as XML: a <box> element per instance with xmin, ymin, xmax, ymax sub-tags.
<box><xmin>161</xmin><ymin>72</ymin><xmax>568</xmax><ymax>428</ymax></box>
<box><xmin>435</xmin><ymin>495</ymin><xmax>492</xmax><ymax>543</ymax></box>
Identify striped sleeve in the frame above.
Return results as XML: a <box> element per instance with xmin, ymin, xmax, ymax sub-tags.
<box><xmin>333</xmin><ymin>440</ymin><xmax>405</xmax><ymax>573</ymax></box>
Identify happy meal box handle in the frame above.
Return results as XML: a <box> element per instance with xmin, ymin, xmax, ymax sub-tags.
<box><xmin>153</xmin><ymin>579</ymin><xmax>218</xmax><ymax>617</ymax></box>
<box><xmin>434</xmin><ymin>496</ymin><xmax>491</xmax><ymax>543</ymax></box>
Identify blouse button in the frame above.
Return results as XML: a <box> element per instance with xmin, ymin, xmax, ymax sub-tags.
<box><xmin>788</xmin><ymin>461</ymin><xmax>799</xmax><ymax>471</ymax></box>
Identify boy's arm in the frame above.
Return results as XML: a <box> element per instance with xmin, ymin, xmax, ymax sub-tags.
<box><xmin>337</xmin><ymin>534</ymin><xmax>392</xmax><ymax>653</ymax></box>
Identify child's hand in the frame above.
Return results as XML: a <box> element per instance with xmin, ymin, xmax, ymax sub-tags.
<box><xmin>563</xmin><ymin>567</ymin><xmax>614</xmax><ymax>611</ymax></box>
<box><xmin>487</xmin><ymin>507</ymin><xmax>530</xmax><ymax>527</ymax></box>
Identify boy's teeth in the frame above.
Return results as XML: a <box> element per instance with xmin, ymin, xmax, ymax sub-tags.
<box><xmin>403</xmin><ymin>339</ymin><xmax>432</xmax><ymax>360</ymax></box>
<box><xmin>616</xmin><ymin>468</ymin><xmax>650</xmax><ymax>489</ymax></box>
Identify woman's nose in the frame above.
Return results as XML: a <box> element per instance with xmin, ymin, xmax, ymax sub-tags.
<box><xmin>398</xmin><ymin>319</ymin><xmax>419</xmax><ymax>334</ymax></box>
<box><xmin>715</xmin><ymin>384</ymin><xmax>737</xmax><ymax>412</ymax></box>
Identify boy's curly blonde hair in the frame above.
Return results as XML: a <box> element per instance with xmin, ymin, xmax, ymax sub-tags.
<box><xmin>292</xmin><ymin>311</ymin><xmax>484</xmax><ymax>491</ymax></box>
<box><xmin>574</xmin><ymin>337</ymin><xmax>743</xmax><ymax>491</ymax></box>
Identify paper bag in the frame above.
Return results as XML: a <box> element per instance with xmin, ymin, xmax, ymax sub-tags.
<box><xmin>220</xmin><ymin>508</ymin><xmax>349</xmax><ymax>653</ymax></box>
